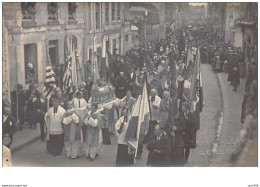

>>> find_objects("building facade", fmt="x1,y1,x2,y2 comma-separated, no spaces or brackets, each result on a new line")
3,2,169,101
3,2,127,93
224,3,246,47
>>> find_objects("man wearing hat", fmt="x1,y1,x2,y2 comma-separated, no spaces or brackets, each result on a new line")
3,106,16,148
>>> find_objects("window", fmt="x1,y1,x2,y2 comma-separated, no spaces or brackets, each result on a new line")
125,34,128,42
117,3,121,21
21,3,36,20
68,3,77,20
49,40,59,66
21,3,37,27
48,3,58,21
95,3,101,30
24,44,38,84
112,2,116,22
88,3,92,30
105,3,109,25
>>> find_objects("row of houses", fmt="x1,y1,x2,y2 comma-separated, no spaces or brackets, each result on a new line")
207,2,258,77
3,2,170,101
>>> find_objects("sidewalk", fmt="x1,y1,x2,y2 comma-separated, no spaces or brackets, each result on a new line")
11,124,42,153
211,72,246,166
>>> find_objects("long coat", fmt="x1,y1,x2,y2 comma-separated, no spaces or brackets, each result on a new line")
147,133,170,166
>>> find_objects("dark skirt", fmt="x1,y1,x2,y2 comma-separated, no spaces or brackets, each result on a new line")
116,144,134,166
46,134,64,156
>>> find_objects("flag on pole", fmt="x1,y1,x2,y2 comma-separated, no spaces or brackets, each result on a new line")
189,47,203,113
124,81,150,156
62,57,73,96
43,40,56,99
182,48,194,101
43,65,56,99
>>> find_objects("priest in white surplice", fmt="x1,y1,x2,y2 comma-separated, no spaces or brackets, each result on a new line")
63,101,83,159
45,98,66,156
83,103,103,161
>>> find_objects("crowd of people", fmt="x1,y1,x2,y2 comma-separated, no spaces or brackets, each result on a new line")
3,22,256,167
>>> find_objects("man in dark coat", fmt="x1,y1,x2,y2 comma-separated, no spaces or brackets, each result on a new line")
146,125,171,166
181,102,199,163
34,90,47,141
11,84,26,130
232,66,240,91
3,106,17,148
115,72,128,99
126,68,136,93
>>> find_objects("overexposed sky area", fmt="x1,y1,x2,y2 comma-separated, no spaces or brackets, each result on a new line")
189,3,207,6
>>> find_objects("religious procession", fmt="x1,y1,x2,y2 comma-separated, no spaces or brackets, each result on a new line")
2,2,257,167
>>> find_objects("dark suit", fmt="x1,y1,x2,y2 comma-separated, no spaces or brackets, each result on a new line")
126,72,136,92
34,98,47,140
147,133,170,166
11,90,26,127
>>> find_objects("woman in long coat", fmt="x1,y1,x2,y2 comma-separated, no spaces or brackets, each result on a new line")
232,66,240,91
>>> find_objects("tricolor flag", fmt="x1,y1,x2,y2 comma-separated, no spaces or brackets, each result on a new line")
62,57,73,96
124,80,150,156
189,47,203,113
43,40,56,99
182,48,194,101
43,65,56,99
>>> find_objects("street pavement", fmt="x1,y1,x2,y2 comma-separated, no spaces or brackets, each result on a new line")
10,64,245,167
186,64,223,167
211,71,246,166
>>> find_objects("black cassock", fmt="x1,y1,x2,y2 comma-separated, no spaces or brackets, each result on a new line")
116,144,134,166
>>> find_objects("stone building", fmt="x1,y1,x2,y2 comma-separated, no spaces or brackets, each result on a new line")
3,3,86,92
2,2,128,94
224,3,246,47
236,2,258,76
2,2,169,102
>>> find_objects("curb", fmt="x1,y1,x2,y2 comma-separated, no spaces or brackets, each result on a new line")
209,73,230,166
11,136,41,154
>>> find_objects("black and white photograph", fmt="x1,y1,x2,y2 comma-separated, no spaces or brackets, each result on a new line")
1,1,259,186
